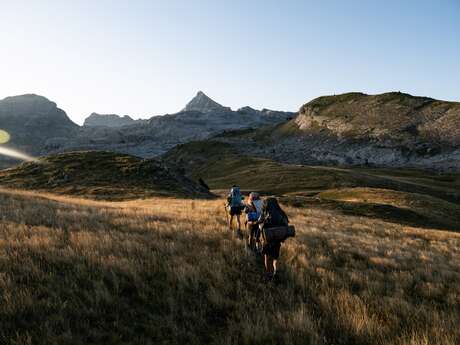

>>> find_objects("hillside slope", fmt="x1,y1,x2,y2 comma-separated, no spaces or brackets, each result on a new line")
260,92,460,170
0,189,459,344
163,140,460,230
0,151,212,200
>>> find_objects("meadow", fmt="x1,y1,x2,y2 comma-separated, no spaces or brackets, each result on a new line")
0,188,459,345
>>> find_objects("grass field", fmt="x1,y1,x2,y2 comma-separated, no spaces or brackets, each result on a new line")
0,188,459,345
164,143,460,232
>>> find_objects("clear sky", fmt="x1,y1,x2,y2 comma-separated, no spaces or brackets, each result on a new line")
0,0,459,125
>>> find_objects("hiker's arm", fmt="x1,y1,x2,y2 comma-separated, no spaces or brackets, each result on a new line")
257,211,266,224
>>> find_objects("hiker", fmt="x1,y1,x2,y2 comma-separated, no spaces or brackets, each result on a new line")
226,185,244,234
260,197,289,281
244,192,263,251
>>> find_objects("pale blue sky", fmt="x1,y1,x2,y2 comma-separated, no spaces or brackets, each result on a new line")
0,0,459,124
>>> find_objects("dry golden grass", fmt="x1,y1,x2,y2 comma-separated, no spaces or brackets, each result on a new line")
0,188,459,345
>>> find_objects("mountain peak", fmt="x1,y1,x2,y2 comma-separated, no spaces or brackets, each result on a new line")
1,94,55,107
182,91,231,113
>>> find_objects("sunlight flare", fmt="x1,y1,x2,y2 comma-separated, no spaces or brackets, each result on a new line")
0,130,11,144
0,146,37,162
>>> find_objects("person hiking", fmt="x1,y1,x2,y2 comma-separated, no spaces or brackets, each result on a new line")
226,185,244,235
244,192,263,252
260,197,289,281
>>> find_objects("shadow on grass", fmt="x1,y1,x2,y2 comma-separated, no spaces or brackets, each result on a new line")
282,197,459,232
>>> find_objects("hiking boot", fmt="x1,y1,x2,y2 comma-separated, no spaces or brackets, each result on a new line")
263,272,273,282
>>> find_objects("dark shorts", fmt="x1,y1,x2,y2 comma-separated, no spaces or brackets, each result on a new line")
248,223,260,240
229,206,242,216
262,241,281,259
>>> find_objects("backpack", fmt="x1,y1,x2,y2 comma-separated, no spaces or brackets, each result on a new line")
252,199,263,215
263,198,288,228
247,211,258,222
229,187,242,207
262,198,293,242
247,199,263,222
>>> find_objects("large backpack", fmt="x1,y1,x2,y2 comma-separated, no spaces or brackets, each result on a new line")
262,198,294,242
264,198,288,228
229,187,242,207
247,199,263,222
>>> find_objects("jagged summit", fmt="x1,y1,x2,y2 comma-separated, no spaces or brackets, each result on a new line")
181,91,231,113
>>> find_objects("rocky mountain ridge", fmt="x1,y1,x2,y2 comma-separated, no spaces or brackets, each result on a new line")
0,92,295,167
1,91,458,171
83,113,147,127
203,92,460,171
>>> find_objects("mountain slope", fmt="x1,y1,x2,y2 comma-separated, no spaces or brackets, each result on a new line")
0,151,212,200
266,92,460,170
296,92,460,147
162,138,460,230
203,92,460,171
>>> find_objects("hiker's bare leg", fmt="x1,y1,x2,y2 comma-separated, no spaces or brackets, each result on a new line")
265,255,274,275
229,215,233,230
273,259,278,275
247,224,252,247
236,215,241,231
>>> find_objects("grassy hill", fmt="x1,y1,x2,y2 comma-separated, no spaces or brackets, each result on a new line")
295,92,460,146
163,140,460,231
209,92,460,171
0,151,212,200
0,189,459,344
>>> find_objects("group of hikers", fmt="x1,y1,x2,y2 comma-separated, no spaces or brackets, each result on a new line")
226,185,293,281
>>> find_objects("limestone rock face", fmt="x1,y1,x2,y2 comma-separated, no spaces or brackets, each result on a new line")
83,113,143,127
